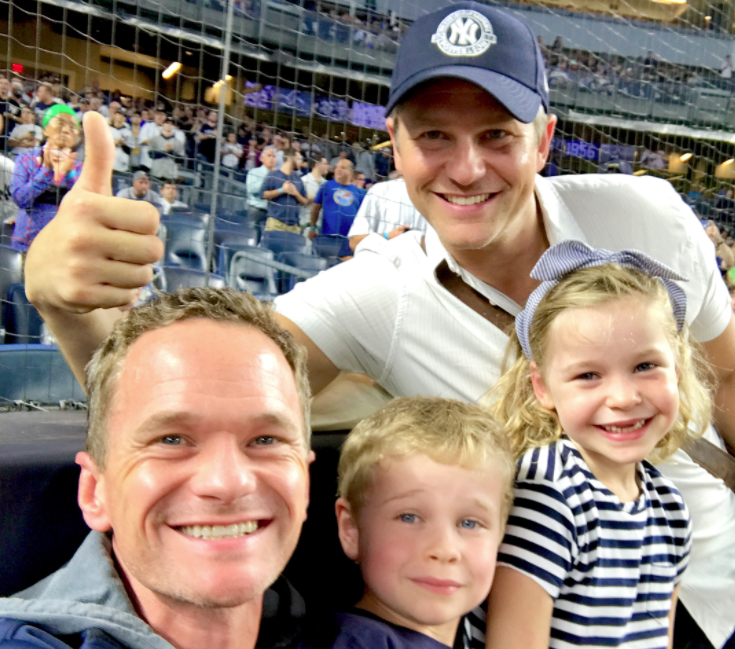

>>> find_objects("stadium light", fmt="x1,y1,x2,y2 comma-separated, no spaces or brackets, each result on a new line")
724,159,735,166
680,152,693,162
162,62,182,80
651,0,686,4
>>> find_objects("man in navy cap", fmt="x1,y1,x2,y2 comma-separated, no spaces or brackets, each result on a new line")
21,5,735,648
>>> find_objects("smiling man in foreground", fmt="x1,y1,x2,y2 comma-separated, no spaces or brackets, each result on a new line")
0,288,312,649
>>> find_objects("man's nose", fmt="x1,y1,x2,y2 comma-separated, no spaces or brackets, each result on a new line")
189,437,257,501
445,138,486,188
605,375,642,409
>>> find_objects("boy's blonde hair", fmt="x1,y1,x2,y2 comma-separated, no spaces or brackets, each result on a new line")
489,264,713,462
338,396,516,530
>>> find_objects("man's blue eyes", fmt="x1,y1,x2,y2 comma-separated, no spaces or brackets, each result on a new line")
157,435,276,446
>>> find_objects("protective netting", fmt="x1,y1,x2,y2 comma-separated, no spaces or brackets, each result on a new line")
0,0,734,404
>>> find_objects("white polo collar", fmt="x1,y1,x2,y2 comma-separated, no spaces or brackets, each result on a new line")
427,175,589,314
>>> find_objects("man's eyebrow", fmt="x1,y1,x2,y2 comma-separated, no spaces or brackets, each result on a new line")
132,410,302,439
249,412,302,437
133,411,199,438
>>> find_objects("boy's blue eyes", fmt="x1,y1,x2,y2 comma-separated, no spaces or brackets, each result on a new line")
398,514,479,529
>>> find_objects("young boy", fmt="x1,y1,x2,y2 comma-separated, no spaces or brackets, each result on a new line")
307,396,515,649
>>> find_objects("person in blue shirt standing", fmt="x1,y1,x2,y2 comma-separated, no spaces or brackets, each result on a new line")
261,147,310,233
307,159,364,243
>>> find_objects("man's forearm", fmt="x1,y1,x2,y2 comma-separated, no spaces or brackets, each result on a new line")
310,204,321,227
263,189,282,200
294,191,310,207
349,234,368,251
35,305,126,390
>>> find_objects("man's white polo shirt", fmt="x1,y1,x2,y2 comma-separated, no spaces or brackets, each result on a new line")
275,173,735,648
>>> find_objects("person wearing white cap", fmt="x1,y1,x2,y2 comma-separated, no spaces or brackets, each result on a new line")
20,5,735,648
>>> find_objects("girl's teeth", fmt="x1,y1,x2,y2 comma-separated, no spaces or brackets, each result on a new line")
601,420,646,433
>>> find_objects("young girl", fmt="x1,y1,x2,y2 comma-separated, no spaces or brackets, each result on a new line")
484,240,713,649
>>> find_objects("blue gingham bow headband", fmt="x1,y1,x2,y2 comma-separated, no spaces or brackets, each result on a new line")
516,240,688,360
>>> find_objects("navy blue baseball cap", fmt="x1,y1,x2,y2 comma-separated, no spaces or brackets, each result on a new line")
385,2,549,124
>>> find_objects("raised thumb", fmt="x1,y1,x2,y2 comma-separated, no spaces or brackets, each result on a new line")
75,111,115,196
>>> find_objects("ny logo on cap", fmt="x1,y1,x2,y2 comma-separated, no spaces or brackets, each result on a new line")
431,9,497,57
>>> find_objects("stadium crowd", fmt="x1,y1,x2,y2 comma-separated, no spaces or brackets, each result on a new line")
0,72,417,256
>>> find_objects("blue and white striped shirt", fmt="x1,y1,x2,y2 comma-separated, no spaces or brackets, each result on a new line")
496,438,691,649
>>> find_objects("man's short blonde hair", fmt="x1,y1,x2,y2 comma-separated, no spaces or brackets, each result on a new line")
85,288,311,468
338,396,516,530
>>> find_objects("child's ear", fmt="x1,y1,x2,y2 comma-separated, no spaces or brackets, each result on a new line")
530,361,556,411
335,498,360,562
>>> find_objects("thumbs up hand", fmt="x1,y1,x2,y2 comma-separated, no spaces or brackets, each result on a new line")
25,111,164,314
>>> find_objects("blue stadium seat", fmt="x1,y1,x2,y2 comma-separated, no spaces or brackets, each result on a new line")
214,218,259,246
217,239,261,279
228,248,278,299
260,230,307,256
0,243,23,306
0,344,85,402
2,283,43,345
159,266,226,292
312,234,347,260
161,215,208,270
276,252,328,293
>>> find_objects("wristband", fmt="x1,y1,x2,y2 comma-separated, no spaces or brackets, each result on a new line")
384,232,389,240
278,187,284,195
305,226,317,231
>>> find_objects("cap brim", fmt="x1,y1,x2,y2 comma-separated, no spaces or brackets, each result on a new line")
386,65,542,124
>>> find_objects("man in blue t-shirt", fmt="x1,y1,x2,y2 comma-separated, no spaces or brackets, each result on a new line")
308,159,364,239
261,148,310,233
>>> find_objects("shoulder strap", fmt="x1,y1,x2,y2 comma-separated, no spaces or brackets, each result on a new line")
682,437,735,493
435,258,735,492
434,260,515,335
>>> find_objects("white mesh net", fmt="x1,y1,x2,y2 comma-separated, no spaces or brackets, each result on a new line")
0,0,733,404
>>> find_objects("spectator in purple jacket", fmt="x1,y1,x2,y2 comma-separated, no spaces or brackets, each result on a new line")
10,105,82,254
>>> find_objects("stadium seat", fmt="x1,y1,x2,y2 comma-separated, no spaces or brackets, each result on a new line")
0,244,23,317
2,283,44,345
159,266,226,292
276,251,328,293
214,218,259,246
217,239,261,279
229,248,278,298
311,234,347,260
0,344,85,403
0,222,13,246
161,215,209,270
260,230,307,256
